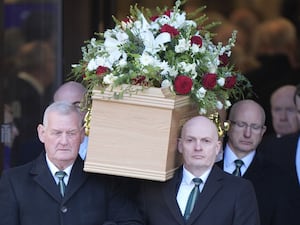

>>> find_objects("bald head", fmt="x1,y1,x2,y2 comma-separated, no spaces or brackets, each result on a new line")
271,85,296,104
54,81,86,103
229,99,266,125
181,116,219,141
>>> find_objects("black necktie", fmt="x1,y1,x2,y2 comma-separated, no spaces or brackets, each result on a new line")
232,159,244,176
184,178,202,220
55,171,67,196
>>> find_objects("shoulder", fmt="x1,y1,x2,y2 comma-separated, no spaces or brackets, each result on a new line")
0,162,34,188
259,132,299,154
210,166,254,190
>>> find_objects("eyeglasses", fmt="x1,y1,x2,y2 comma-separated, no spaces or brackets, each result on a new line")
230,120,265,132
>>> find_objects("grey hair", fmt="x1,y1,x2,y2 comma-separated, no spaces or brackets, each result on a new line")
43,101,83,127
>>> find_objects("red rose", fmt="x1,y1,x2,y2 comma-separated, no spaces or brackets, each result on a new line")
174,75,193,95
191,35,202,47
122,17,131,24
202,73,217,90
132,75,147,85
224,76,237,89
96,66,109,76
219,54,229,67
160,24,179,37
150,15,159,22
164,10,172,17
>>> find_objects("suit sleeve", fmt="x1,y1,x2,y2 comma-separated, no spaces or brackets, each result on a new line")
0,171,19,225
233,179,260,225
106,177,145,225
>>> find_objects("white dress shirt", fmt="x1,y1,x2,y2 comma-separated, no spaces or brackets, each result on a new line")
46,154,73,185
176,166,211,215
223,144,255,176
79,135,88,160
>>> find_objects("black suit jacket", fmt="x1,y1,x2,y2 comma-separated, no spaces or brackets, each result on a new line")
216,151,300,225
259,131,300,186
0,152,144,225
138,165,260,225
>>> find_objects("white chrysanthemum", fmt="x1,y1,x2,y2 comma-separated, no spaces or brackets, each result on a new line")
178,62,197,77
170,12,186,28
216,100,223,110
217,77,225,87
175,38,190,53
140,53,156,66
198,45,206,54
199,108,207,115
156,15,171,26
117,56,127,67
161,79,172,88
206,61,217,73
196,87,207,99
90,38,97,47
191,44,200,54
103,73,117,85
87,56,112,71
225,100,232,108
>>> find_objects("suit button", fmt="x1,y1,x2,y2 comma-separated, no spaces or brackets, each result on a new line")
61,206,68,213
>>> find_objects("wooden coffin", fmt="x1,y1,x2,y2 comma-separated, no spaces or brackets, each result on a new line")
84,86,198,181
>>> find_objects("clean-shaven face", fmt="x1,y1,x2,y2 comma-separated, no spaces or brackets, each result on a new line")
178,116,221,176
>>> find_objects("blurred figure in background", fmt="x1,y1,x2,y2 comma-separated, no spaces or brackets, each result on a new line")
247,17,299,133
270,85,299,137
10,41,55,167
1,103,19,172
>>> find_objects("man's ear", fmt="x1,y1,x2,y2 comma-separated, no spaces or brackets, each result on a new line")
37,124,45,143
80,128,85,143
177,138,183,154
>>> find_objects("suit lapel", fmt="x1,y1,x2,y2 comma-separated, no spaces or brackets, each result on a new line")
243,152,264,180
62,157,87,203
162,167,185,224
188,166,223,224
30,154,88,203
30,153,62,202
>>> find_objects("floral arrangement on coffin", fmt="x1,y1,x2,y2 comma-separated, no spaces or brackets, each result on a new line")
71,0,251,115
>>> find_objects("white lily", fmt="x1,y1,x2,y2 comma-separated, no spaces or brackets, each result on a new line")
141,30,171,55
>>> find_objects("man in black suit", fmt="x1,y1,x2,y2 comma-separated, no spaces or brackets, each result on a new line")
261,83,300,185
138,116,260,225
0,101,144,225
259,84,300,213
10,41,55,167
216,99,299,225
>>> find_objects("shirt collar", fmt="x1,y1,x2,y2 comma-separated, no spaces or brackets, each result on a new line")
46,154,73,180
182,166,211,186
224,144,256,169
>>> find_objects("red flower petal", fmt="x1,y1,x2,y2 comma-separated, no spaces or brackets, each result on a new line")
174,75,193,95
191,35,202,47
160,24,179,37
96,66,109,76
219,54,229,67
202,73,217,90
224,76,237,89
